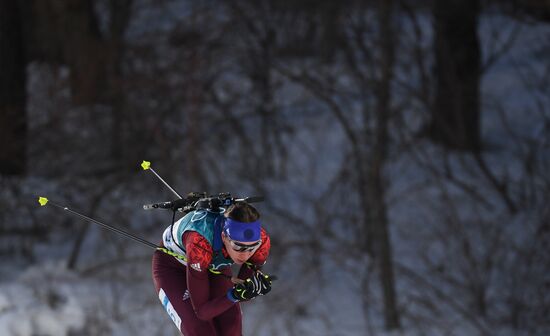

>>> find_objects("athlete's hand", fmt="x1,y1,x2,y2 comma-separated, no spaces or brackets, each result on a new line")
227,271,277,302
253,270,276,296
228,278,260,302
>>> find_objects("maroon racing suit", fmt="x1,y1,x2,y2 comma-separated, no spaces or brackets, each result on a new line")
152,228,270,336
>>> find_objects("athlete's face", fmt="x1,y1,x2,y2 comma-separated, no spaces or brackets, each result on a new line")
222,233,261,265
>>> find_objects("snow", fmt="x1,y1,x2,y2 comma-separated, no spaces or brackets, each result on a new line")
0,262,85,336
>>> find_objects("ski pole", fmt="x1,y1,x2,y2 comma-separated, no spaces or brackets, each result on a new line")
37,197,232,276
37,197,159,250
37,197,275,281
140,160,183,199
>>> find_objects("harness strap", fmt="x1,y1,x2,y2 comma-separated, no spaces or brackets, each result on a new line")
212,216,224,253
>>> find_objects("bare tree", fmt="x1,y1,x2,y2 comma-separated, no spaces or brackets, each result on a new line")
391,7,550,333
275,0,402,330
429,0,482,152
23,0,109,104
0,0,27,176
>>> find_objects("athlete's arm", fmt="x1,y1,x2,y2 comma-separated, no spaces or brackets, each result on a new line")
184,231,235,320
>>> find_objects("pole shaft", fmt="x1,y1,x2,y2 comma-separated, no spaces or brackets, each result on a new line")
149,168,183,199
48,201,159,250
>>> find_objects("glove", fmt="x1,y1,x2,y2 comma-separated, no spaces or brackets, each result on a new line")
253,270,276,296
228,278,260,302
227,271,277,302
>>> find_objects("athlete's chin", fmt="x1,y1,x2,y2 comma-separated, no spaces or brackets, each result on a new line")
233,259,246,265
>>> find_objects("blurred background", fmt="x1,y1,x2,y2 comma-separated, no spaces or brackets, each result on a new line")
1,0,549,335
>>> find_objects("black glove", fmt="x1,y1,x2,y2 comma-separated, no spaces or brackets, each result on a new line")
228,278,260,302
227,271,277,302
253,270,276,296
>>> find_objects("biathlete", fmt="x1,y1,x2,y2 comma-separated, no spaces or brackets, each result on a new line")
152,201,274,335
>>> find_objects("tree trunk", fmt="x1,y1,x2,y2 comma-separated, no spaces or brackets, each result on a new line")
25,0,108,105
0,0,27,176
62,0,107,105
372,0,400,329
107,0,133,169
183,49,207,189
430,0,481,152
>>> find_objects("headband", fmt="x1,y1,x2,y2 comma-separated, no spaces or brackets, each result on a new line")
223,218,261,242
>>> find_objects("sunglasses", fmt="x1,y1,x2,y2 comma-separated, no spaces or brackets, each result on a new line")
227,238,262,252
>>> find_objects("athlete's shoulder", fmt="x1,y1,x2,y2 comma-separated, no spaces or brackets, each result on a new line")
184,231,213,272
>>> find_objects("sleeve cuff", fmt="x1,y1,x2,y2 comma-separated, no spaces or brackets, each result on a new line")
227,289,239,303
